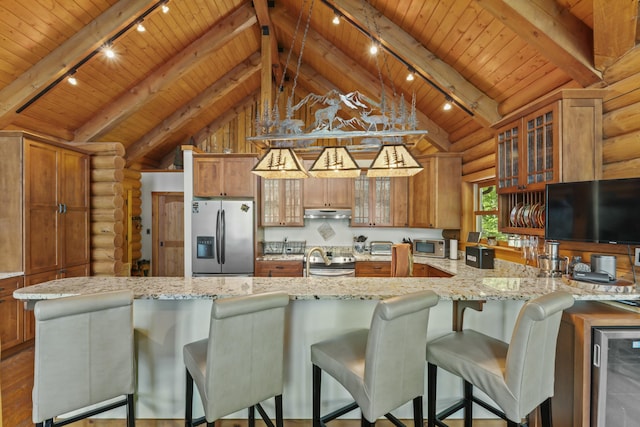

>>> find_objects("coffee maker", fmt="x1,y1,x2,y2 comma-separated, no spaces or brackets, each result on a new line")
537,241,568,277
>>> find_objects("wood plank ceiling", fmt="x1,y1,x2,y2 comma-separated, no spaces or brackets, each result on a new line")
0,0,637,168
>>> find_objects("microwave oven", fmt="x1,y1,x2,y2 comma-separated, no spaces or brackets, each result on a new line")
413,239,449,258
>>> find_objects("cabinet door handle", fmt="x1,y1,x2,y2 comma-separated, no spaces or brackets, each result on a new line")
275,266,284,269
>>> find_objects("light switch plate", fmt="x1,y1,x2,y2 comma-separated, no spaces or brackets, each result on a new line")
635,248,640,267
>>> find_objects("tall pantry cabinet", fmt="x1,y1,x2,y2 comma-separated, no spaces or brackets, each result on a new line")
0,131,90,346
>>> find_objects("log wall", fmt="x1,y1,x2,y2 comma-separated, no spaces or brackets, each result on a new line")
68,142,142,277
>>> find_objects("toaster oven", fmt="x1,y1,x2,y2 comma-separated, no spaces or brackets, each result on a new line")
369,241,393,255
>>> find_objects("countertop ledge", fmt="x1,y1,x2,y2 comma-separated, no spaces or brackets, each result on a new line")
13,257,640,302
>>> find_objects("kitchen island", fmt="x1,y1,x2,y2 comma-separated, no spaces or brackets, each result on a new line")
13,258,640,421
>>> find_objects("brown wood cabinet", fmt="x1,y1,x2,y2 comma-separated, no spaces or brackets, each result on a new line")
0,131,90,351
355,261,391,277
352,176,408,227
302,161,352,208
494,89,604,236
260,179,304,226
0,132,90,276
193,155,257,198
408,154,462,229
412,263,453,277
0,276,23,350
254,260,303,277
552,301,640,427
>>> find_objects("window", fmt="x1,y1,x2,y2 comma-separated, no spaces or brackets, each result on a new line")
474,180,505,241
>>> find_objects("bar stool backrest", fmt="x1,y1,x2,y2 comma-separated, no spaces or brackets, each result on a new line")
32,290,135,423
205,292,290,421
364,290,440,419
504,291,575,418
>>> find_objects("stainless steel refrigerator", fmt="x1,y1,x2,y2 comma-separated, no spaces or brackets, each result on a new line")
191,199,255,276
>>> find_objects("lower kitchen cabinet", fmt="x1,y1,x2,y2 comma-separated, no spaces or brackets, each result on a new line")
409,263,454,277
0,276,24,351
355,261,391,277
254,260,303,277
551,301,640,427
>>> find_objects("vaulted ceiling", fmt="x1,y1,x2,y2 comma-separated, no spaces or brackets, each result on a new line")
0,0,637,168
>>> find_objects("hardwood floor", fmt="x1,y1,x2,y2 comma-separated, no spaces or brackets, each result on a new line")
1,345,504,427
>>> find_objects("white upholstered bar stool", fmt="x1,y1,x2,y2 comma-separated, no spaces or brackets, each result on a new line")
311,290,440,427
426,291,574,427
183,291,290,427
32,290,136,427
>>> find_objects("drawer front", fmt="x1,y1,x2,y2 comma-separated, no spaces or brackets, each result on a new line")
355,261,391,277
255,261,303,277
0,276,22,296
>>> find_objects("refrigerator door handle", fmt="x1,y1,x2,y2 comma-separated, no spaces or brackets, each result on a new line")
221,209,226,264
216,209,221,264
593,343,601,367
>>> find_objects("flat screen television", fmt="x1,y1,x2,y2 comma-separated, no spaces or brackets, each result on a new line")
545,178,640,245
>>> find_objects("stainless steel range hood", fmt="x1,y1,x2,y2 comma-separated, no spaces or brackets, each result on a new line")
303,208,352,219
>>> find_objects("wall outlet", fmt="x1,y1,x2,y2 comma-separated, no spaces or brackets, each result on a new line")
635,248,640,267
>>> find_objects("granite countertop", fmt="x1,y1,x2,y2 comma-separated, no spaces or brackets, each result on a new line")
13,256,640,302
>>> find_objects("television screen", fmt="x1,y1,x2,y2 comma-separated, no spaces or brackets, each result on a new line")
545,178,640,245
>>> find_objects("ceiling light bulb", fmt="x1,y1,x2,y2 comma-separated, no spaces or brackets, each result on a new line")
332,14,340,25
406,72,414,81
137,22,146,32
162,4,169,13
67,76,77,85
443,101,452,111
369,44,378,55
104,46,115,59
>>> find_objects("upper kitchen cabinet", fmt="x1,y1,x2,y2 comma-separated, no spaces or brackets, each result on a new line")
302,161,352,208
352,176,408,227
0,132,90,276
260,178,304,226
193,154,258,198
409,154,462,229
494,89,604,235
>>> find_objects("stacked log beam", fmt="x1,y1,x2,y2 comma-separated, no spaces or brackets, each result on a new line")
68,142,127,276
123,167,143,264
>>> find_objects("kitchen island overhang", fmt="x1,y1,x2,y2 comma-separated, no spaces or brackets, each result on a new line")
13,270,640,420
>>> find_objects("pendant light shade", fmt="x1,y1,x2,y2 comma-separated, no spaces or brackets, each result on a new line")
252,148,308,179
367,144,424,177
308,147,361,178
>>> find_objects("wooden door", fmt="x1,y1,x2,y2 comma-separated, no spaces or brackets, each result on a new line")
59,148,90,269
222,157,257,197
326,178,352,208
0,276,24,350
193,157,223,197
152,192,184,277
24,140,59,275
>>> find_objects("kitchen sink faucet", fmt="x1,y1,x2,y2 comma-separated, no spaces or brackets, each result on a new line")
305,247,331,277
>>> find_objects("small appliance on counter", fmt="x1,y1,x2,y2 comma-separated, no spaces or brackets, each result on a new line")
465,246,495,269
369,241,393,256
412,238,449,258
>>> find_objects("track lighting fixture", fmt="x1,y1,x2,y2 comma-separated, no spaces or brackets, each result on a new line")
137,21,146,32
443,96,453,111
332,13,340,25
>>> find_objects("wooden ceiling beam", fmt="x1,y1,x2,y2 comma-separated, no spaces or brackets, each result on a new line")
273,9,451,152
253,0,283,87
0,0,157,128
125,53,261,166
74,3,257,141
593,0,637,71
476,0,602,86
329,0,500,127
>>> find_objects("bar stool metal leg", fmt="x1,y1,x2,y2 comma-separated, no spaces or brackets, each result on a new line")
463,381,472,427
313,364,322,427
185,369,194,427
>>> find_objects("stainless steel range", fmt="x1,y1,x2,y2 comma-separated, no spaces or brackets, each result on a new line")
303,247,356,277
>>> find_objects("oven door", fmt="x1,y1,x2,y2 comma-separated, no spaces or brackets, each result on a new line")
307,268,356,277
